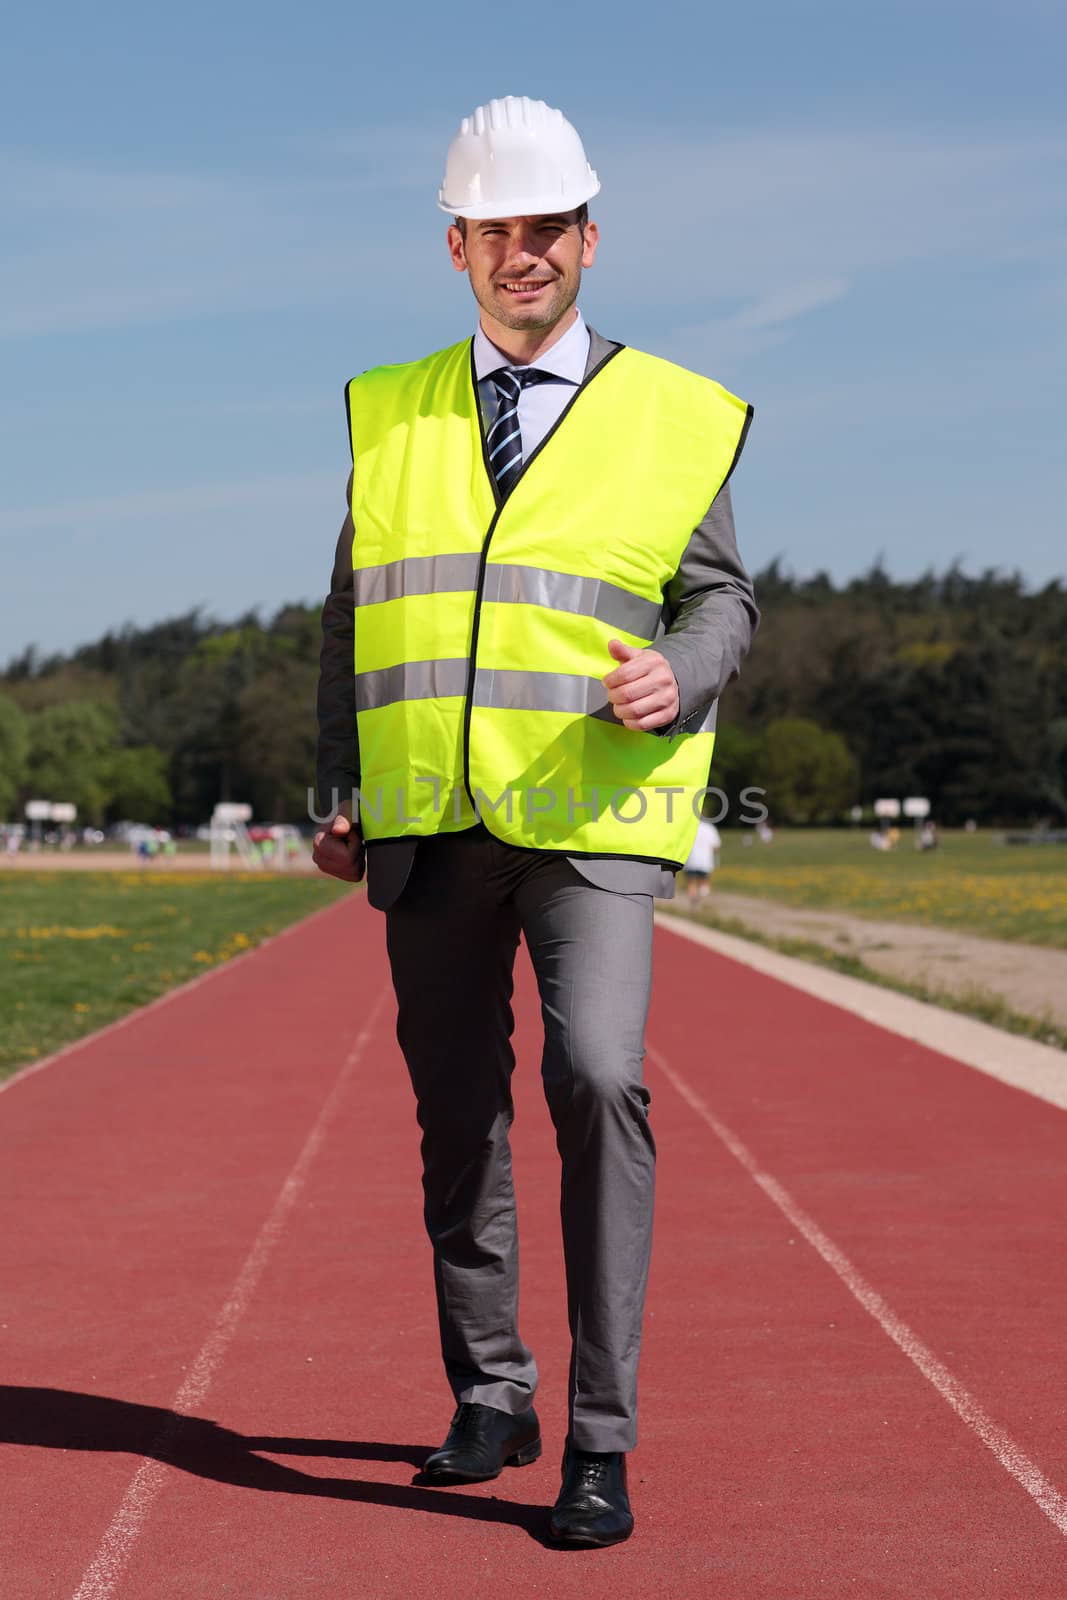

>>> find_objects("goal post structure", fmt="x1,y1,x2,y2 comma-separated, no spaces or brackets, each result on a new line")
209,807,313,871
209,803,261,871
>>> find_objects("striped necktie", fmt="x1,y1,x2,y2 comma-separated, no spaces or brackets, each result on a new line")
486,367,554,497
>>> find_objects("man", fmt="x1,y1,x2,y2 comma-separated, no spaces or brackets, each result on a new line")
313,96,757,1548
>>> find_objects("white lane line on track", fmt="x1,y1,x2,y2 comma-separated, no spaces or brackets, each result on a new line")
648,1040,1067,1539
69,994,389,1600
0,889,358,1100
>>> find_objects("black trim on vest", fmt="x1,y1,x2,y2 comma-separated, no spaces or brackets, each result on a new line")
721,402,754,491
461,337,627,817
344,380,355,466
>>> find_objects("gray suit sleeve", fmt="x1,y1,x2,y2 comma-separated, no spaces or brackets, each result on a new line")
315,473,359,817
652,480,760,737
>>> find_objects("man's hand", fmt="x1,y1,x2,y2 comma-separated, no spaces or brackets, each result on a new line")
602,639,680,731
312,808,365,883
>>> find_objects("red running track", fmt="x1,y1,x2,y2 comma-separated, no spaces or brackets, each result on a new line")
1,890,1064,1599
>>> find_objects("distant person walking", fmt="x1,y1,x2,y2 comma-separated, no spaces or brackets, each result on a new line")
684,816,721,904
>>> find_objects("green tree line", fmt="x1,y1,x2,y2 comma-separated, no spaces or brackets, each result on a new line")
1,566,1065,827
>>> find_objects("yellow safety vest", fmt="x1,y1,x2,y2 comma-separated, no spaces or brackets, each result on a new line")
346,337,751,866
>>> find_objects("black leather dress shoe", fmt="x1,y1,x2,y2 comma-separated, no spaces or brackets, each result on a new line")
548,1443,634,1547
421,1402,541,1483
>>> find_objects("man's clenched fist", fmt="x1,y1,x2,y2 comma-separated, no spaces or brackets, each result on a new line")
312,810,366,883
602,638,680,732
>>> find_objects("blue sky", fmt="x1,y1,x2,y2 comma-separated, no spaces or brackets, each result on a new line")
2,0,1064,663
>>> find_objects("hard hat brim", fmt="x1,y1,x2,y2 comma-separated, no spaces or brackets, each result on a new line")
437,178,600,221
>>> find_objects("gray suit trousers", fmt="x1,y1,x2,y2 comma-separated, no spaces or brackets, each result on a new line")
383,823,656,1453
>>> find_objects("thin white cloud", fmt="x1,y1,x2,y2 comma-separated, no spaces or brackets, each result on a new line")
0,472,338,540
585,129,1066,365
720,279,852,334
593,130,1067,289
0,470,346,661
2,127,1063,341
663,278,852,368
279,126,441,181
0,151,430,339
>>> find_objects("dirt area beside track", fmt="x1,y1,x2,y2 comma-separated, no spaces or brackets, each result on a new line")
674,890,1067,1032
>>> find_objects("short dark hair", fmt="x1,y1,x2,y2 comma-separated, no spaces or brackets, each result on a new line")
454,203,588,240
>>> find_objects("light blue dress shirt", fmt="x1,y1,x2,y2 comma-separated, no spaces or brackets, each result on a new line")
473,310,590,463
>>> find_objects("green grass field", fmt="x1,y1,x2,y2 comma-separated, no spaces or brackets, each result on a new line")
0,870,353,1082
711,828,1067,947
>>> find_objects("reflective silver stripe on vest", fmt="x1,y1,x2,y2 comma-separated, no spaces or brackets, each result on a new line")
356,661,613,718
472,667,616,721
481,563,661,639
355,658,469,711
353,553,661,640
356,661,714,733
353,553,482,607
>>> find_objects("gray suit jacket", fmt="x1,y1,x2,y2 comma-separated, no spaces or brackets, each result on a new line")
316,327,758,910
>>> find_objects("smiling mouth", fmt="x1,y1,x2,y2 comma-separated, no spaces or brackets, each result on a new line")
499,280,554,294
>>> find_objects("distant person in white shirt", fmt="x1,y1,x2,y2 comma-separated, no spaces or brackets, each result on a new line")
684,818,721,904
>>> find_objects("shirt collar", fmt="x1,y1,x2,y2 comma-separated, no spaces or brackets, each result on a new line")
473,309,589,384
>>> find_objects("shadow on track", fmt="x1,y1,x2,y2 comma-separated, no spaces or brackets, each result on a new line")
0,1386,556,1542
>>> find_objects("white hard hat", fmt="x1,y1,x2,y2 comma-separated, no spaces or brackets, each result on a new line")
438,96,600,220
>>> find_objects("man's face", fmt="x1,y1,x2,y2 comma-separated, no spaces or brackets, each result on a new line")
447,210,599,333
